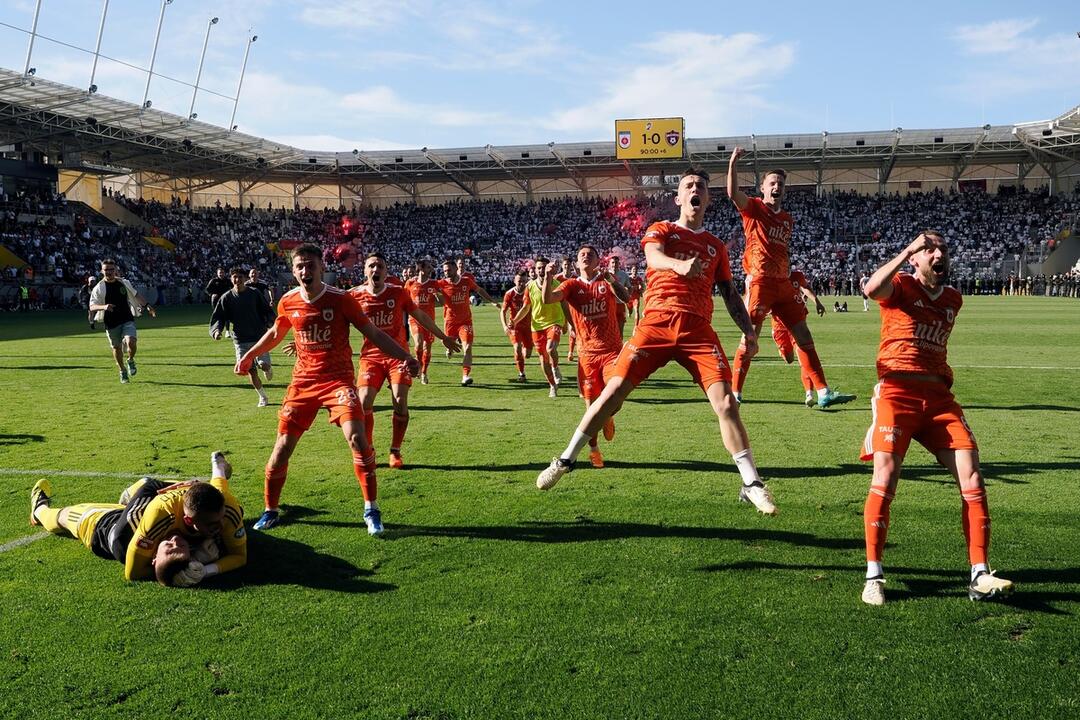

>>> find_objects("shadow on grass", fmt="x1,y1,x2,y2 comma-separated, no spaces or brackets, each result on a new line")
208,510,395,594
401,458,735,473
408,405,511,412
0,433,46,445
966,404,1080,413
309,519,864,551
697,561,1080,614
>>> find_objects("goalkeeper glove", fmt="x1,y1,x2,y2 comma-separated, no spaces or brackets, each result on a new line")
192,537,221,564
172,560,206,587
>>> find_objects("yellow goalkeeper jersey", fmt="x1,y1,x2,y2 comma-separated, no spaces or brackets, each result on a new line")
125,476,246,581
526,278,565,331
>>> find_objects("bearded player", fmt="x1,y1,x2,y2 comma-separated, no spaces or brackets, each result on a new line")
727,147,854,409
536,169,777,516
859,231,1012,606
541,245,629,468
501,269,534,382
352,253,460,469
405,258,443,384
438,257,500,386
236,244,419,535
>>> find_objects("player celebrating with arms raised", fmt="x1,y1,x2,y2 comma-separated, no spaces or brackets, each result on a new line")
727,148,854,409
352,253,460,469
236,244,418,535
540,245,629,468
858,231,1013,606
438,257,500,386
536,169,778,515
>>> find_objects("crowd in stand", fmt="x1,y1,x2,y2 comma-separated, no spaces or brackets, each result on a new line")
2,183,1079,310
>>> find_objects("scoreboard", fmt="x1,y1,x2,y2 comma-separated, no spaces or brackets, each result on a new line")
615,117,685,160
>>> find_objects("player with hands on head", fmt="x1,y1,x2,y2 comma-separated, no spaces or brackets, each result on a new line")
858,231,1013,606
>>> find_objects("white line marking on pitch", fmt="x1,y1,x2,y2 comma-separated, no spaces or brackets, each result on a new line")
0,468,190,479
819,364,1080,371
0,532,49,553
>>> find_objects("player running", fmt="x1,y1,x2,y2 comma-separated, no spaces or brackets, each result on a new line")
554,258,578,363
513,257,568,398
536,168,778,516
236,244,419,535
731,269,827,407
404,259,443,384
501,269,534,382
351,253,460,469
437,257,500,386
540,245,629,468
859,231,1013,606
727,147,854,409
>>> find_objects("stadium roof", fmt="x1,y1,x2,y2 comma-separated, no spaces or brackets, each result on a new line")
2,65,1078,193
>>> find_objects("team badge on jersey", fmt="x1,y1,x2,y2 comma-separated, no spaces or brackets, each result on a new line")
322,308,334,321
706,244,717,257
387,299,395,309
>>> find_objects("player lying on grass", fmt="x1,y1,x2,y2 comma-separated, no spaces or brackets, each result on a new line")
29,452,245,587
536,168,778,516
859,231,1013,606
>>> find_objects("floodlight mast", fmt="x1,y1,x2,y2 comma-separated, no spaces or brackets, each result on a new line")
229,32,257,132
88,0,110,92
142,0,173,110
189,17,219,119
23,0,43,77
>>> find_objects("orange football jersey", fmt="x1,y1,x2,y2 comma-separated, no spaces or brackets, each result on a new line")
740,196,793,279
349,284,416,357
437,276,479,324
556,275,624,356
276,285,369,382
876,272,961,386
640,221,732,321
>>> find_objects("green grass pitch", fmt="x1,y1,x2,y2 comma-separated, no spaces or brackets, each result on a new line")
1,297,1078,719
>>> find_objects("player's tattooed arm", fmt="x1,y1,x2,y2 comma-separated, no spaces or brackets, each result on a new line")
718,280,754,337
605,272,631,303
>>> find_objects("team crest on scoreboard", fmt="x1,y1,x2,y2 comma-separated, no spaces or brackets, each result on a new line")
666,129,680,146
618,131,631,149
322,308,334,321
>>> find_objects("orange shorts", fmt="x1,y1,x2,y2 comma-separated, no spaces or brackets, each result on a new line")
531,324,562,351
578,350,620,401
278,377,364,436
408,318,434,346
748,276,807,328
612,311,731,390
357,354,413,389
444,319,474,346
510,322,533,349
860,377,977,461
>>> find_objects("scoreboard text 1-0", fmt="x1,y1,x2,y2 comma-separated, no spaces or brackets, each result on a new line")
615,118,685,160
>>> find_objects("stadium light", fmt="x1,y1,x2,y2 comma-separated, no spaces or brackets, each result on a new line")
89,0,110,95
229,33,258,132
142,0,173,110
88,84,98,94
23,0,42,77
189,17,220,119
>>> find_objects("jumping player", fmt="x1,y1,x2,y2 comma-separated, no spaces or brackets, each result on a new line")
404,258,443,384
501,269,534,382
731,269,827,407
727,147,854,409
236,244,419,535
541,245,629,468
351,253,460,469
536,168,778,516
437,257,500,386
859,231,1013,606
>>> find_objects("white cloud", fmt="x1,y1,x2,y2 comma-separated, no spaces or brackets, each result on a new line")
544,32,795,138
269,133,406,152
297,0,426,30
341,85,513,127
953,18,1039,55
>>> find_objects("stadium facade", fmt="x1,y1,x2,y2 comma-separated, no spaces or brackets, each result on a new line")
2,66,1079,211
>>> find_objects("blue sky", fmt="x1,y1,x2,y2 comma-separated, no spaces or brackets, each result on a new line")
1,0,1078,151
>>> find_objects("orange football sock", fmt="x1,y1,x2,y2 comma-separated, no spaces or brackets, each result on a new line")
799,343,828,390
264,463,288,510
961,488,991,565
796,348,813,391
462,365,471,377
353,449,377,502
732,345,751,394
515,350,525,374
863,487,894,562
